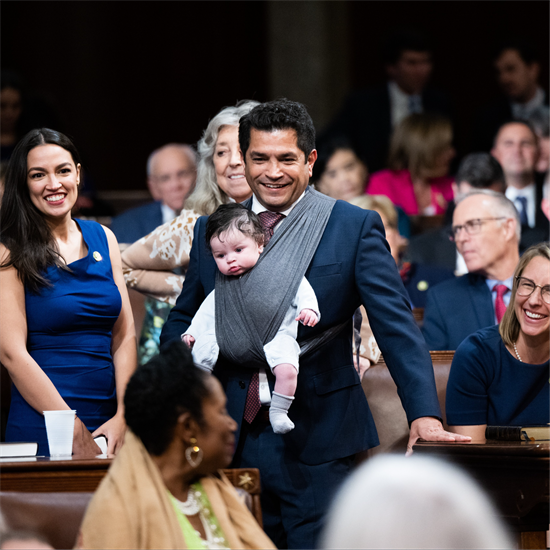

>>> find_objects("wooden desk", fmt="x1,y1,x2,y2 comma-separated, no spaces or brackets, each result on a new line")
0,455,112,492
414,440,549,549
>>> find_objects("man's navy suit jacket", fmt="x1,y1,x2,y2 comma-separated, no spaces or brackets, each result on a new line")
161,197,441,465
110,201,163,244
422,273,495,351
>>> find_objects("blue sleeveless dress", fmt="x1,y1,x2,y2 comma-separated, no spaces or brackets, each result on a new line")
5,220,122,455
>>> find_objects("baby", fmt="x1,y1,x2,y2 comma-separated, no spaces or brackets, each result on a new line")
182,204,319,434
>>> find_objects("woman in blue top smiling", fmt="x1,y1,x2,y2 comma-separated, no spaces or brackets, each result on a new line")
446,242,550,441
0,128,136,456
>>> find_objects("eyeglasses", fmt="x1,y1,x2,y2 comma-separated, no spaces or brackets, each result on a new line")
449,217,506,241
515,276,550,304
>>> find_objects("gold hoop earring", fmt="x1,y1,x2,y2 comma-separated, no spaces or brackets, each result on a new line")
185,437,203,468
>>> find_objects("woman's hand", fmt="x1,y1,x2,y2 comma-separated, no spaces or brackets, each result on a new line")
73,417,102,457
93,413,127,455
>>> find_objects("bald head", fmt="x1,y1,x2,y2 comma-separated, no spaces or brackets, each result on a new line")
147,144,197,211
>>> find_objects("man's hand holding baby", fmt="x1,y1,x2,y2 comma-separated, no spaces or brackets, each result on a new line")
296,309,319,327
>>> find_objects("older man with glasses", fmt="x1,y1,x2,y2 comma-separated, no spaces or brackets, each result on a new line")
422,190,520,350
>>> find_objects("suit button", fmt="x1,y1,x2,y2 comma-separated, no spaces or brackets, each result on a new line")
239,381,245,389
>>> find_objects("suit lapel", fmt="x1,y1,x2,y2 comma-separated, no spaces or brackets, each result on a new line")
467,273,494,327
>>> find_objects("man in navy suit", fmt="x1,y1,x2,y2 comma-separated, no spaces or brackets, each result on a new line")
110,144,197,244
473,39,548,153
423,190,520,350
161,100,469,549
318,30,451,173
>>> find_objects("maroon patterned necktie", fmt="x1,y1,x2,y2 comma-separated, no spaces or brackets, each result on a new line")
243,211,286,424
493,284,508,323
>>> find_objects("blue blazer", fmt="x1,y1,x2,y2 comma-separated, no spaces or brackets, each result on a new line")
422,273,494,351
161,198,441,465
110,201,163,244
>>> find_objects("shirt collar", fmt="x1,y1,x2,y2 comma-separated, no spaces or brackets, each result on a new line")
486,275,514,293
251,189,307,216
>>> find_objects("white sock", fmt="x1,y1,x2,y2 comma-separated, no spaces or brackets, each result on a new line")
269,392,295,434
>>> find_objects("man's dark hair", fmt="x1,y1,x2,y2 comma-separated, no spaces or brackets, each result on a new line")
205,203,264,252
239,98,316,161
493,119,538,147
492,38,539,65
382,29,432,65
455,153,505,190
124,341,211,456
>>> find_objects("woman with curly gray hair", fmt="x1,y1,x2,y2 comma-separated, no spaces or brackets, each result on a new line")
121,100,258,306
121,100,258,363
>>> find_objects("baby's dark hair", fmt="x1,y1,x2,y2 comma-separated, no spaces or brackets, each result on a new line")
205,203,265,251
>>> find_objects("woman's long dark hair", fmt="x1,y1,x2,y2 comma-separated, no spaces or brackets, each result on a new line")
0,128,81,293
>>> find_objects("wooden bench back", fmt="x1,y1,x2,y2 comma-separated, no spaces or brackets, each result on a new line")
361,351,454,458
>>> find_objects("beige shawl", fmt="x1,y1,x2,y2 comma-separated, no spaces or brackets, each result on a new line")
78,431,275,549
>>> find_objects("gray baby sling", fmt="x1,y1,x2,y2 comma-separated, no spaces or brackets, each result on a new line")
215,187,339,368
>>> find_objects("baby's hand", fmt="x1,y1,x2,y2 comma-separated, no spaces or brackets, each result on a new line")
182,334,195,349
297,309,318,327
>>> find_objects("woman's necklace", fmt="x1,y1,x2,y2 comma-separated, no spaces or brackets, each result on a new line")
513,342,522,362
174,487,201,516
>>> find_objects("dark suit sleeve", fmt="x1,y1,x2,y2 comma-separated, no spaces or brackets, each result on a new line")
356,210,441,423
422,286,449,350
160,218,207,347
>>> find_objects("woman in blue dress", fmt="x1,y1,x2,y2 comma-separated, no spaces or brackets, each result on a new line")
0,128,136,456
446,242,550,441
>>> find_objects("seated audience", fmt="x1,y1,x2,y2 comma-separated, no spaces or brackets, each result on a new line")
474,38,548,152
319,29,451,173
447,243,550,441
408,152,506,273
423,190,520,350
110,143,198,245
79,341,275,549
367,113,455,216
491,120,549,251
350,195,454,308
321,454,511,549
312,139,368,202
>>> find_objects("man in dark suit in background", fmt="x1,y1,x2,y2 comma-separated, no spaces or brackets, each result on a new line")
110,143,197,244
473,39,548,153
161,99,469,549
491,121,549,251
423,190,520,350
318,30,452,173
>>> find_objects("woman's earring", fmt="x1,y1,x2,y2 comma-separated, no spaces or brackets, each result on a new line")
185,437,203,468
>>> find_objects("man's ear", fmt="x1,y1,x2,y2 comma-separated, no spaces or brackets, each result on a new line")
503,217,518,241
307,149,318,177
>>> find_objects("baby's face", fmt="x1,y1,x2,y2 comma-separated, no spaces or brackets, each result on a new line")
211,228,264,277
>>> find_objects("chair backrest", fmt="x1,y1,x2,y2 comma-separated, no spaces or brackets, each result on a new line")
0,468,263,548
0,491,92,549
361,351,454,458
222,467,263,528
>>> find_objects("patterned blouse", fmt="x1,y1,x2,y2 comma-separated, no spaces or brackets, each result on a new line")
122,208,201,305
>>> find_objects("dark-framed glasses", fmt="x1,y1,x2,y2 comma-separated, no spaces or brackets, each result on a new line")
449,217,506,241
515,276,550,304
